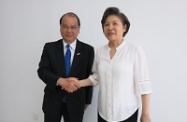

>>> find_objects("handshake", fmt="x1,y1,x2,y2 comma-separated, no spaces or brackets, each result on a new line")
57,77,81,93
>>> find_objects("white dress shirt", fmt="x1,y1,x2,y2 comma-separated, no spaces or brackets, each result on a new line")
89,41,152,122
63,39,77,65
57,40,77,85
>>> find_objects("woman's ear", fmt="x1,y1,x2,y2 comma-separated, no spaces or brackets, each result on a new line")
123,24,127,32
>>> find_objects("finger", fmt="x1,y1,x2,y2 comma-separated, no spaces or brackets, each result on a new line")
65,87,73,93
70,77,78,82
73,81,80,88
64,88,71,92
66,78,73,82
71,85,78,92
69,82,77,90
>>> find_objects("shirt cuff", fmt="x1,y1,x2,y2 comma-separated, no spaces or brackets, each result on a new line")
137,80,152,95
89,75,98,86
56,78,61,86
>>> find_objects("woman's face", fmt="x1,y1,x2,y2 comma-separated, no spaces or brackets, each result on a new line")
103,15,126,42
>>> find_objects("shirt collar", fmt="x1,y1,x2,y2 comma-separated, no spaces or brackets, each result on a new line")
106,40,126,51
116,40,126,51
63,39,77,50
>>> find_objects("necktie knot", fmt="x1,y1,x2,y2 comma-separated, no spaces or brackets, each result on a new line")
66,44,70,49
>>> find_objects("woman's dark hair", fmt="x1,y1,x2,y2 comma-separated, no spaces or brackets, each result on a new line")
101,7,130,37
60,12,81,26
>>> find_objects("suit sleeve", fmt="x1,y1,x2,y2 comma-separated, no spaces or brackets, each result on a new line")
37,43,60,91
85,47,94,104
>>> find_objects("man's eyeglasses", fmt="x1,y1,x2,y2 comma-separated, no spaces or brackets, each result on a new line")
61,25,79,30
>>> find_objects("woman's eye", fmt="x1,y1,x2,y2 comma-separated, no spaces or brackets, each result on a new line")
104,24,109,26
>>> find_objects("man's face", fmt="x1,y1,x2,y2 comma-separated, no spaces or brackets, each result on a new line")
60,15,80,44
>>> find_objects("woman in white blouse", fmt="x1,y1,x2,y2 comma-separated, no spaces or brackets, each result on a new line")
67,7,152,122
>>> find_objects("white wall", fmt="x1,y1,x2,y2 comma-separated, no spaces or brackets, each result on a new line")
1,0,187,122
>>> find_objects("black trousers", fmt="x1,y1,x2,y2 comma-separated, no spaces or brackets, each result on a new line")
98,109,138,122
44,102,82,122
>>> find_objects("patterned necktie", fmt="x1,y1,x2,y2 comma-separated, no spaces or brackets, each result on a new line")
65,45,71,76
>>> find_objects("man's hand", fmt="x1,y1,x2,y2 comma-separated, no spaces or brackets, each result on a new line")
57,77,80,92
65,77,80,92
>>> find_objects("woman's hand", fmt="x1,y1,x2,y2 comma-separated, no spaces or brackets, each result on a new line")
140,114,151,122
64,77,80,93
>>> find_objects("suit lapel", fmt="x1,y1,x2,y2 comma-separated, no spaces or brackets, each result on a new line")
55,40,66,76
70,40,83,75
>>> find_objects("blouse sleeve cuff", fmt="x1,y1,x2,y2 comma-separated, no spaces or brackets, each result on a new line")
89,75,99,86
137,80,152,95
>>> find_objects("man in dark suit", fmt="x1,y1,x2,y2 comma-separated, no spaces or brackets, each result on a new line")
37,12,94,122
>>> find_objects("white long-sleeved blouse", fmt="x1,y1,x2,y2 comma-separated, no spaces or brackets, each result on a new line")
89,41,152,122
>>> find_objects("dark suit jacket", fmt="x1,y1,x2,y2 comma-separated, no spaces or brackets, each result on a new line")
37,39,94,121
